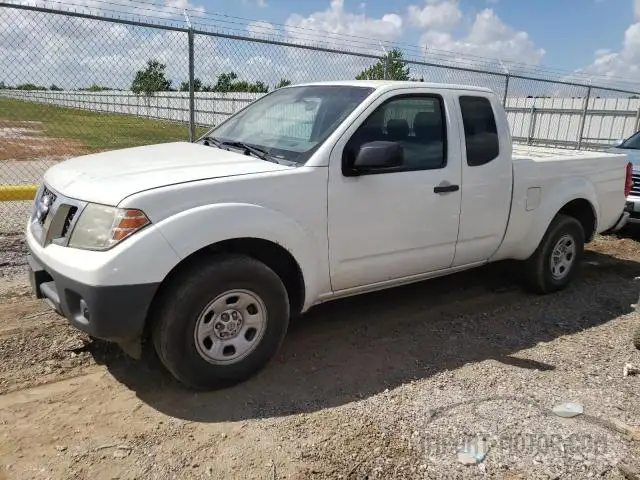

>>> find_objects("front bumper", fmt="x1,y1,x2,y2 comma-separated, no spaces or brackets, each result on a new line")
28,250,159,341
625,196,640,223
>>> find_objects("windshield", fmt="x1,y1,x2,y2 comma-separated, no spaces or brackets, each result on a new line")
621,131,640,150
201,85,375,165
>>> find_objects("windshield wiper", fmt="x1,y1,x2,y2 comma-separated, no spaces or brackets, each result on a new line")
223,141,271,160
201,135,223,148
202,136,268,159
202,136,297,166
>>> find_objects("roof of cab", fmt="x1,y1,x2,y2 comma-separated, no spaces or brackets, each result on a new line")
291,79,494,93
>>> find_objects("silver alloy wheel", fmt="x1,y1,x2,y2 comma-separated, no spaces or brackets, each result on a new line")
194,289,268,365
549,234,576,280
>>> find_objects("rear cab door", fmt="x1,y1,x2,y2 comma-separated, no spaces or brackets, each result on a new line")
452,91,514,266
326,86,464,292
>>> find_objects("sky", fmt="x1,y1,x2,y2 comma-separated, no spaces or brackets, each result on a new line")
2,0,640,91
236,0,640,87
227,0,637,73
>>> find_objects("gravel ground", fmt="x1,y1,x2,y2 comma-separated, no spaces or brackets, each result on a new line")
0,229,639,479
0,233,29,278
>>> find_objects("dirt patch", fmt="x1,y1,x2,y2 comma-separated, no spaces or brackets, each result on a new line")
0,233,639,479
0,233,28,278
0,120,88,161
590,224,640,261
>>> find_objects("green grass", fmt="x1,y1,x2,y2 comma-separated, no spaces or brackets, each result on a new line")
0,97,208,152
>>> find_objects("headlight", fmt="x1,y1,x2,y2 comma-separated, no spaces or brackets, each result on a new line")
68,204,150,251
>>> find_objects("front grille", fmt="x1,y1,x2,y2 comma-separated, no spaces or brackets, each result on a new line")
35,186,57,226
631,174,640,197
30,185,86,247
41,186,56,200
60,206,78,238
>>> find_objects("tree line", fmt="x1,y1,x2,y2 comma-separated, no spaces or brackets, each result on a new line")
0,81,115,92
7,49,633,97
128,52,414,97
131,60,291,96
131,53,414,97
0,50,412,95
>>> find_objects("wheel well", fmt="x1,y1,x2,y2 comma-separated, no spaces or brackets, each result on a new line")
211,238,305,314
149,238,306,325
558,199,596,242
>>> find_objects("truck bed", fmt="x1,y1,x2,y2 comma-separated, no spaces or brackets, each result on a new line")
512,144,621,161
493,145,630,262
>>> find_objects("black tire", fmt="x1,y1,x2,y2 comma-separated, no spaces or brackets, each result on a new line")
152,254,290,390
523,214,585,294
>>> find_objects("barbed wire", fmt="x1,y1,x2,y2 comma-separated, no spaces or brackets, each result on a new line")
1,0,640,93
8,0,637,90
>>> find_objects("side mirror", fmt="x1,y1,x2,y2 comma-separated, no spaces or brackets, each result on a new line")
352,141,403,173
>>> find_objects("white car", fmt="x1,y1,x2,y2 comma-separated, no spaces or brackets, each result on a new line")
606,131,640,224
26,80,632,389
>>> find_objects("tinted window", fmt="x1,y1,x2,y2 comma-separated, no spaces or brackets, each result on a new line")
345,96,446,173
459,96,499,166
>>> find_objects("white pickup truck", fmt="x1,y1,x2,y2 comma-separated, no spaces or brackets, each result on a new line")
26,80,632,389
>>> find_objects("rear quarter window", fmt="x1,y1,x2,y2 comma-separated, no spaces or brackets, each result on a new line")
459,96,499,167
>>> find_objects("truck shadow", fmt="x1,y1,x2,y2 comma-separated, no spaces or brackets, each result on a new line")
90,250,640,422
616,222,640,241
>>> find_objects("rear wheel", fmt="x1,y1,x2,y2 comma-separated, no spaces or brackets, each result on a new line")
524,214,585,294
152,254,290,390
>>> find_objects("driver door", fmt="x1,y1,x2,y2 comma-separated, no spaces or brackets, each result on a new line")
327,90,462,292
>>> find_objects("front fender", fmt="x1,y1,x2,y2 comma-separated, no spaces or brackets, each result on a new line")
154,203,325,310
499,177,599,261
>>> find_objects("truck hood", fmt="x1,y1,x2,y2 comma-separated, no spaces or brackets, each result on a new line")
44,141,290,205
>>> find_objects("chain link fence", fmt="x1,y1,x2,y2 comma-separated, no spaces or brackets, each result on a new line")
1,2,640,234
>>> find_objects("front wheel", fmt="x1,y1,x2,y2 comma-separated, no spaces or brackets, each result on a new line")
523,214,585,294
152,254,290,390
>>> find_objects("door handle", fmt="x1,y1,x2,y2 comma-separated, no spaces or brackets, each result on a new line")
434,184,460,194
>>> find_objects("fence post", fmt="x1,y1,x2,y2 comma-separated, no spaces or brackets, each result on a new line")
502,74,509,107
527,106,537,145
577,86,591,150
188,27,196,143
